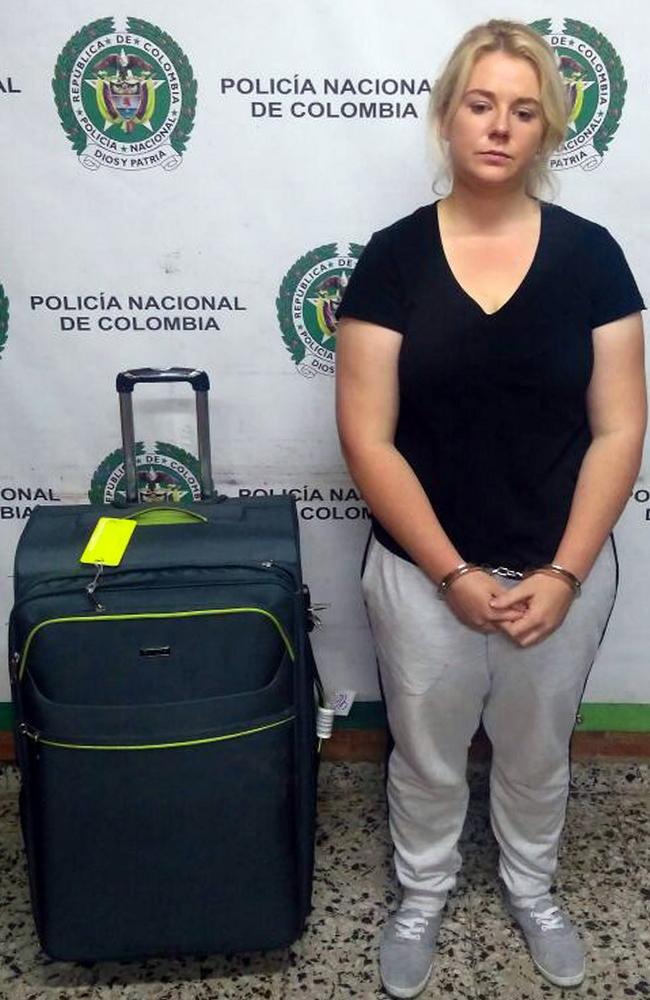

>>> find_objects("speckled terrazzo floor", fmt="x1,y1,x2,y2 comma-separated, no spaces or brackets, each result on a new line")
0,759,648,1000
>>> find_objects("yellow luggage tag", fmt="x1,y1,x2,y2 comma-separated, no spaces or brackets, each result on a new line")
80,517,137,567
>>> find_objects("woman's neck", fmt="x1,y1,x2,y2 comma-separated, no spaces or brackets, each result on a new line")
441,180,538,232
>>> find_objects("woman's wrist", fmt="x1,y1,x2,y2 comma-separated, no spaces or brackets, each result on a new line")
437,563,485,598
526,563,582,596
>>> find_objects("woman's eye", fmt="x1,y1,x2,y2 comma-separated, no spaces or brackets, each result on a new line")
470,103,490,114
516,108,536,121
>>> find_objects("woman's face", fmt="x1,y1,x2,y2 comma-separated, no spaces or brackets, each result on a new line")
442,50,545,191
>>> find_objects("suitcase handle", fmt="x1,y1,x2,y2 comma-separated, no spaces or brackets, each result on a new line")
116,367,214,504
116,367,210,393
123,507,209,525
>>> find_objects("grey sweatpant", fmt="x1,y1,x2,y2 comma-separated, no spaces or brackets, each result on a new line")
361,537,617,912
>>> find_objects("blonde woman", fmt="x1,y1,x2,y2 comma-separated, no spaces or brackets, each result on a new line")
336,19,645,999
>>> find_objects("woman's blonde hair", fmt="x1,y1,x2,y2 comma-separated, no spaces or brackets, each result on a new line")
428,19,570,195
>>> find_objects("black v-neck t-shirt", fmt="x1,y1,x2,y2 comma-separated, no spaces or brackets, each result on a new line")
337,202,645,570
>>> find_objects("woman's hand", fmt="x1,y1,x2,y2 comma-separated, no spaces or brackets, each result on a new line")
445,571,527,633
489,573,576,647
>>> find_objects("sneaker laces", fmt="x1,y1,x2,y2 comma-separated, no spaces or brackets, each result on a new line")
394,913,430,941
531,906,565,932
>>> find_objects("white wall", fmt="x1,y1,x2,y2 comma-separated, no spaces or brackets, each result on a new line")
1,1,648,708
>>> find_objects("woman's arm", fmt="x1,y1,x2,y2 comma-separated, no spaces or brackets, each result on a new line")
553,312,646,577
336,317,525,631
336,318,459,583
493,312,646,647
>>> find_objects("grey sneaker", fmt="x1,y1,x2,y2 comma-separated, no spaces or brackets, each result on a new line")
506,895,585,987
379,907,442,998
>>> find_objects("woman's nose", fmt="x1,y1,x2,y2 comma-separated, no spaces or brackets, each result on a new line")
489,108,510,138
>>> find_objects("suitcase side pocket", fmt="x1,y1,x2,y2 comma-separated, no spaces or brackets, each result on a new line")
18,682,300,959
20,605,293,705
30,716,299,959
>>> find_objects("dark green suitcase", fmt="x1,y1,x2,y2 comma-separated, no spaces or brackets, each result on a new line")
9,368,319,961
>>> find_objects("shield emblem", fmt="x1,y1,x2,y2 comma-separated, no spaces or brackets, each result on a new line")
103,80,149,127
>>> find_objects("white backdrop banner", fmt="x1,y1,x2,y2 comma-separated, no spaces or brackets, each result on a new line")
1,1,649,723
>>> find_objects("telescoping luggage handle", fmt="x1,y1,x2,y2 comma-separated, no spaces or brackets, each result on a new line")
116,367,214,503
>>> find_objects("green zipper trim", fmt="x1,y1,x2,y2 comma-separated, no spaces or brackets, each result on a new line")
19,606,295,681
122,508,209,525
27,714,295,751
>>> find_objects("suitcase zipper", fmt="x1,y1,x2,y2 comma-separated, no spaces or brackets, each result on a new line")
85,564,105,613
18,712,295,751
84,560,296,613
18,606,295,682
81,574,288,614
13,561,297,614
